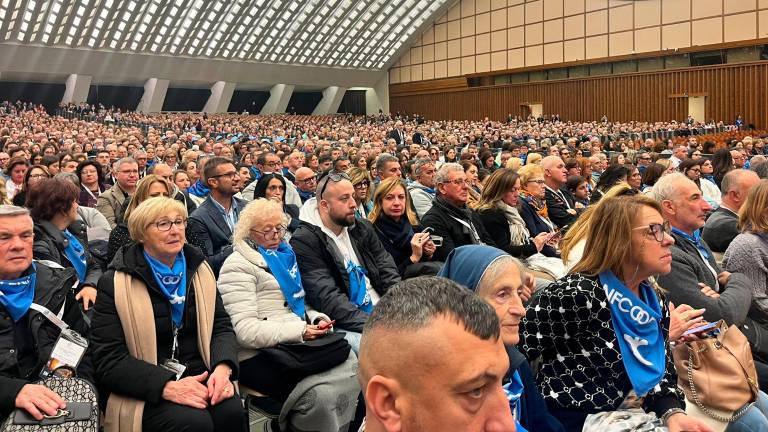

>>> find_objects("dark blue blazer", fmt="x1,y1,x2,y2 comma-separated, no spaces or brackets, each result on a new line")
187,196,246,276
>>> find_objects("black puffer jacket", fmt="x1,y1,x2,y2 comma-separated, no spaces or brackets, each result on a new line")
90,243,238,404
420,195,497,262
33,220,102,290
0,262,89,417
290,218,400,333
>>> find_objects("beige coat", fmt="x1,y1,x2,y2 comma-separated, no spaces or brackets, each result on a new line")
218,240,328,361
96,184,129,229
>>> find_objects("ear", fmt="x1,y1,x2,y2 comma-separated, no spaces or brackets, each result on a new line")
365,375,403,432
660,199,676,215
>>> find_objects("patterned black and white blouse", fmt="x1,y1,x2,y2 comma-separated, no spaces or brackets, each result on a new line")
521,272,684,419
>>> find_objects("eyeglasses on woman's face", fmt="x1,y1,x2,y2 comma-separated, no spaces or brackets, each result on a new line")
631,221,671,243
150,218,187,232
526,179,545,185
354,181,370,189
251,225,287,240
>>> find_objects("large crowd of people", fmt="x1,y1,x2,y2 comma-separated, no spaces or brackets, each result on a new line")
2,98,768,431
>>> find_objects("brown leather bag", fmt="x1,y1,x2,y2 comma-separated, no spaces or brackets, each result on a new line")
672,320,759,422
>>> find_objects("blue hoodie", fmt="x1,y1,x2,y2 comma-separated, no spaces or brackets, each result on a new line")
438,245,565,432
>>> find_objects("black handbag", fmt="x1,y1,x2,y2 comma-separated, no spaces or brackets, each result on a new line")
1,377,99,432
259,331,351,379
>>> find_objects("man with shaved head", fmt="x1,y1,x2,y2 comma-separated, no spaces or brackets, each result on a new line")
294,167,317,203
542,155,582,228
358,277,515,432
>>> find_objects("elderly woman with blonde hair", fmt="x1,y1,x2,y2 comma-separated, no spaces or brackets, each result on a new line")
218,198,359,431
91,197,243,432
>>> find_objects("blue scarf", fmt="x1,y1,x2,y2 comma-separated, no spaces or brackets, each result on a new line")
503,371,527,432
144,251,187,328
187,180,210,198
600,270,665,396
0,265,36,322
347,261,372,313
257,242,306,319
671,227,711,260
297,189,315,203
702,174,716,183
61,230,87,283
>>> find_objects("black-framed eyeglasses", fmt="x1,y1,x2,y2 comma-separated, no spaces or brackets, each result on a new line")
354,181,370,189
211,171,239,180
632,221,671,243
150,219,187,232
318,171,351,199
251,225,287,240
296,176,317,184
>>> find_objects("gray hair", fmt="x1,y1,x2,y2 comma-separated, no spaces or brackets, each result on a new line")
478,255,527,294
375,154,399,173
362,277,500,341
114,157,138,171
54,172,80,187
721,169,757,196
411,158,434,178
752,161,768,180
650,172,690,202
0,205,30,218
435,162,464,184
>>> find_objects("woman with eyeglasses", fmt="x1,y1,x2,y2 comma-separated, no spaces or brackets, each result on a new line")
76,160,106,208
679,158,721,208
27,177,102,311
91,197,244,432
517,164,560,257
348,167,373,219
12,164,51,207
523,194,713,432
107,175,174,264
251,173,300,236
218,198,358,429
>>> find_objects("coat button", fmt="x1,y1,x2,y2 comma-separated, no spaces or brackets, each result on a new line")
9,349,14,354
283,302,288,307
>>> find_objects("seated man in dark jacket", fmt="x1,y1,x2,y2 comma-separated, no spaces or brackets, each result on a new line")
652,173,768,387
291,173,400,353
187,157,245,276
420,163,497,261
702,169,759,252
0,205,92,421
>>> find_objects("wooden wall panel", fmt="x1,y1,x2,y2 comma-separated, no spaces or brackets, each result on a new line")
390,62,768,130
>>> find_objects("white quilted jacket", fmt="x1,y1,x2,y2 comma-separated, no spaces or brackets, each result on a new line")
218,240,328,361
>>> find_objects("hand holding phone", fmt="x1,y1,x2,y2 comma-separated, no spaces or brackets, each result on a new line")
317,319,336,330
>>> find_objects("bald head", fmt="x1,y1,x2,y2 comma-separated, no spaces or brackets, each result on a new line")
721,169,760,210
151,163,173,182
542,155,567,187
294,167,316,193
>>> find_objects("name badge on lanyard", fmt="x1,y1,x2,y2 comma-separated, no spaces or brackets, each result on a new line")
160,326,187,380
41,328,89,378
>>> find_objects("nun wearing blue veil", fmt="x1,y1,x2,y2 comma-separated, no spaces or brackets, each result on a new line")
438,245,564,432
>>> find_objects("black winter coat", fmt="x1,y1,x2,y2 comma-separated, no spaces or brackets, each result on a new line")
420,195,497,262
91,243,238,404
0,263,89,417
290,219,401,333
33,220,102,289
477,207,538,259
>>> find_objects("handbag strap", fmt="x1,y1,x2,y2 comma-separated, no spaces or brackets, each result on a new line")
686,344,754,422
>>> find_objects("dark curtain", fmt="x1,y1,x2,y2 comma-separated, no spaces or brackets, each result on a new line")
337,90,366,115
227,90,270,113
87,85,143,111
286,92,322,115
161,88,211,112
0,82,66,112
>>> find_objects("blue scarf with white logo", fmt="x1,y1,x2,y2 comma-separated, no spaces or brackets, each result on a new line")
503,370,528,432
347,261,372,313
61,230,87,283
257,242,306,319
671,227,711,260
144,251,187,328
0,264,36,322
600,270,665,396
